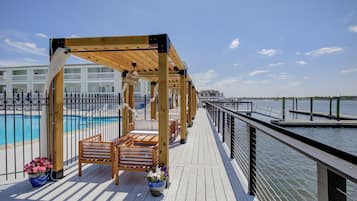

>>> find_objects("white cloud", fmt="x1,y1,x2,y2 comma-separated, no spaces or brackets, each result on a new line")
303,76,310,80
296,60,307,65
305,47,343,56
35,33,48,38
348,25,357,33
340,68,357,74
0,58,41,67
233,63,239,67
268,62,284,67
229,38,240,49
249,70,269,76
278,73,289,80
70,34,80,38
191,69,218,90
4,38,47,56
258,48,279,56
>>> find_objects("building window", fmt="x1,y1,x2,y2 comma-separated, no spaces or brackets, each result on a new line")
88,67,114,73
0,85,5,93
12,84,27,93
0,71,4,76
33,84,44,93
12,70,27,75
64,83,81,93
64,68,81,74
88,83,114,93
33,69,48,75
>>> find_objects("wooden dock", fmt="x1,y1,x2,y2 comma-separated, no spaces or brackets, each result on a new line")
272,119,357,127
289,110,357,120
0,109,247,201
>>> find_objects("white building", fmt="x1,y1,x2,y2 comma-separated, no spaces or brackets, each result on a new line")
0,64,149,95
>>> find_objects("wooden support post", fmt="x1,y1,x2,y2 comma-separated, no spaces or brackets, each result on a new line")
175,91,179,108
187,81,193,127
310,97,314,121
48,68,64,179
129,85,134,127
122,72,129,136
180,70,187,144
150,82,157,120
158,51,169,173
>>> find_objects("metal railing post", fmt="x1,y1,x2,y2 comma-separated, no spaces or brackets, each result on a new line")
218,109,220,133
230,115,235,159
317,162,346,201
249,126,256,195
222,112,225,142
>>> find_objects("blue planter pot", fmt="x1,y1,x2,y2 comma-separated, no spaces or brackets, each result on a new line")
29,174,49,187
148,181,166,197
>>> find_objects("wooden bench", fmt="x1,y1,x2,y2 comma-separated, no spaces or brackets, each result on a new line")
114,136,159,185
128,119,179,142
78,134,116,178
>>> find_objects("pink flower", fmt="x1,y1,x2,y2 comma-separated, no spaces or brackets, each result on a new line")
32,166,39,173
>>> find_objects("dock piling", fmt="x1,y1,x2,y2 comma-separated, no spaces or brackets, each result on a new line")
282,97,286,120
336,97,340,121
310,97,314,121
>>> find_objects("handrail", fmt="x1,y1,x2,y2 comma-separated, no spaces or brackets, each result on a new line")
205,101,357,183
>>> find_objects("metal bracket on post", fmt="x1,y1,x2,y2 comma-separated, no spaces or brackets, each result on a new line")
149,34,170,53
248,126,256,195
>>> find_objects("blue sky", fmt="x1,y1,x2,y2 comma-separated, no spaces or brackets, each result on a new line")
0,0,357,97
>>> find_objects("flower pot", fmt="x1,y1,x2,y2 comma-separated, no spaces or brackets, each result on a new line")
28,173,49,187
148,180,166,197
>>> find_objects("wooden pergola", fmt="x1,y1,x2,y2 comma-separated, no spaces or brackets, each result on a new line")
47,34,197,178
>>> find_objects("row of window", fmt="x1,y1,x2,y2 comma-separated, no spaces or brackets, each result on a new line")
0,83,116,93
0,67,114,76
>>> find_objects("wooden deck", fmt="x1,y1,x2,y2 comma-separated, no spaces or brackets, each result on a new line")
0,109,246,201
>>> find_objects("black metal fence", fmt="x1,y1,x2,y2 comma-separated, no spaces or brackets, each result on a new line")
206,101,357,201
0,92,121,181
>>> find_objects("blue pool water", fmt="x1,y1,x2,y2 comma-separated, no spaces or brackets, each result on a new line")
0,115,118,145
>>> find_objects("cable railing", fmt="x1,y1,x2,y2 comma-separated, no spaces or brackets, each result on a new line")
205,101,357,201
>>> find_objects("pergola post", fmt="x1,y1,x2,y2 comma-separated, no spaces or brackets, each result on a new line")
122,72,129,136
48,39,65,179
188,81,193,127
193,87,196,118
180,70,187,143
129,84,134,130
158,35,170,174
48,70,64,179
175,90,179,108
150,82,157,120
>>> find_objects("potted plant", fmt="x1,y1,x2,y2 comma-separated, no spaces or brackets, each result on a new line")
147,165,168,196
24,157,53,187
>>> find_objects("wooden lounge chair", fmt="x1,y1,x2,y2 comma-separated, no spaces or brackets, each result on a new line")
78,134,116,178
114,136,159,185
128,119,179,142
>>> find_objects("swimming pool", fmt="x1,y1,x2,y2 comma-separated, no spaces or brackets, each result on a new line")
0,114,118,145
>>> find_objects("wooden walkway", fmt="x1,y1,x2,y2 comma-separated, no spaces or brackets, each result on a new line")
0,109,244,201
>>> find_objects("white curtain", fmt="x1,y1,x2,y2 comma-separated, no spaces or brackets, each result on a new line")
40,48,69,157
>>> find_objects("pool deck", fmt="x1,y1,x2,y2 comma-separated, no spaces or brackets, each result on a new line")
0,109,251,201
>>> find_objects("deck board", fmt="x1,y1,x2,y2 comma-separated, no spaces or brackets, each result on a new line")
0,108,243,201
